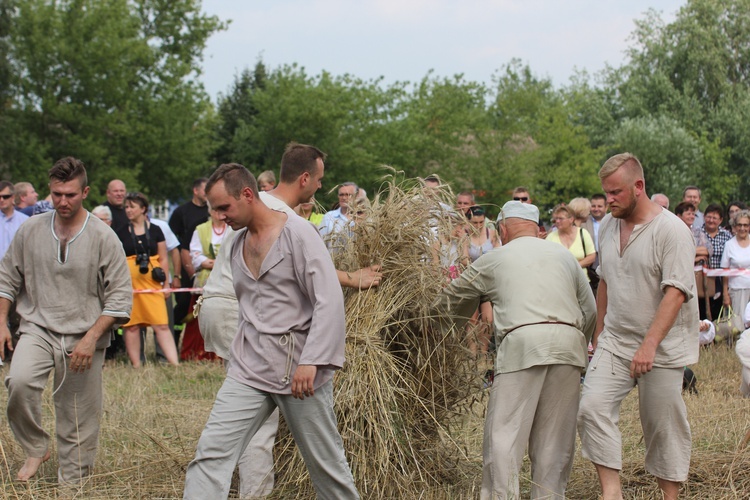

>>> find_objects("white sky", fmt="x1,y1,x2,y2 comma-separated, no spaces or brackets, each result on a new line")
198,1,685,101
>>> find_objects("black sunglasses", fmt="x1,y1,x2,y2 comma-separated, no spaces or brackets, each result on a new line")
513,196,529,202
0,194,12,200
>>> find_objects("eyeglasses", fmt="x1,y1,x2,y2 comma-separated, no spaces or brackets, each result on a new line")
552,216,571,222
736,223,750,228
0,194,12,200
513,196,529,202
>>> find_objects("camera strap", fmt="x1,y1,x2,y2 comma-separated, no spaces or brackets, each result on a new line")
128,221,152,266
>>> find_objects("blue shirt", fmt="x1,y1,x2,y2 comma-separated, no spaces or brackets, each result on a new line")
318,208,350,245
1,209,30,260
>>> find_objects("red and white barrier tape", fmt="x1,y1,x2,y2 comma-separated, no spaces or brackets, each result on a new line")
694,266,750,277
133,287,203,294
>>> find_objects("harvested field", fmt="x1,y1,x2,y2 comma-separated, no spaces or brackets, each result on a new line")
0,345,748,498
2,181,749,499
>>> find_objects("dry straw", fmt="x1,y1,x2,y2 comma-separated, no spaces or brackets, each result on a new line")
272,171,486,497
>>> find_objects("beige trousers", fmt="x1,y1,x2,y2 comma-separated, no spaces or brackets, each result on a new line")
577,348,691,482
482,364,580,500
5,329,105,483
183,378,358,500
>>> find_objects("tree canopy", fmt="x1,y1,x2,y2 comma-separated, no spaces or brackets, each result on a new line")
0,0,225,202
3,0,750,215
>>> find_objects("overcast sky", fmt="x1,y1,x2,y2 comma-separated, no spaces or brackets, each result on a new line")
198,1,685,101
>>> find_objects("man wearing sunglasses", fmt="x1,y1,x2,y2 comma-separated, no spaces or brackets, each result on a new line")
510,186,547,238
0,181,29,260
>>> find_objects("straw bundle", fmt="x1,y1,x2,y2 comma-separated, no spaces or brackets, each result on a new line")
272,174,484,497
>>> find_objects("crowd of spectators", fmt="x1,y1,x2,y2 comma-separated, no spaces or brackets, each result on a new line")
3,173,750,365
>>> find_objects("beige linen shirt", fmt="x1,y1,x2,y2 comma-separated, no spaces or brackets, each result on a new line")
597,210,699,367
0,211,132,348
200,192,297,358
439,236,596,373
227,214,346,394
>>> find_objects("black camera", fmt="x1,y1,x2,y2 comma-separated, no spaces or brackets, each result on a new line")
151,267,167,283
136,252,150,274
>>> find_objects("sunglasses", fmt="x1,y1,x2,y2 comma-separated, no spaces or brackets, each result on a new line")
0,194,12,200
513,196,529,202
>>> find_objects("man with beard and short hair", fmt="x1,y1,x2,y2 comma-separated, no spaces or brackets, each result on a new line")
578,153,699,500
0,157,131,485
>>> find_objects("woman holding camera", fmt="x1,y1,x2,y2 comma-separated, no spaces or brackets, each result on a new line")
116,192,179,367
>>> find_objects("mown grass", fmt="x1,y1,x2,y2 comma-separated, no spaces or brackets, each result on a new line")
0,344,749,498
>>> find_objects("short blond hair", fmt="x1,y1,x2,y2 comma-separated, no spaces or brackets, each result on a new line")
13,182,32,205
599,153,644,181
257,170,276,185
568,197,591,220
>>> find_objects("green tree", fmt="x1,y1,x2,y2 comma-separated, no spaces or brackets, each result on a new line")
4,0,225,201
486,62,602,211
608,115,733,204
228,64,402,206
213,61,267,166
612,0,750,201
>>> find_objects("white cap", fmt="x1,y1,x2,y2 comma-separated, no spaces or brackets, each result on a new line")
498,201,540,224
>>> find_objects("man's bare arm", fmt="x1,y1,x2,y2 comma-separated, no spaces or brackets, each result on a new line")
181,248,195,277
169,248,182,289
337,265,382,289
0,297,13,359
592,278,607,350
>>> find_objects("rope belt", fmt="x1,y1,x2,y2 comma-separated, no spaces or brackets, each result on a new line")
279,331,297,386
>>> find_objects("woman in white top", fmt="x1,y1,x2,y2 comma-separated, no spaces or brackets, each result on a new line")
721,210,750,333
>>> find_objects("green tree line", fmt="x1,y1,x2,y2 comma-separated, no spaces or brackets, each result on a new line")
1,0,748,213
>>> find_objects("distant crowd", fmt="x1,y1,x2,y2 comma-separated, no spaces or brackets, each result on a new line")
2,176,749,361
2,151,750,499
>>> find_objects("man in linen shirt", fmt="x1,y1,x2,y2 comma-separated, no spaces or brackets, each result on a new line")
0,157,132,484
184,164,358,499
577,153,699,500
438,200,596,499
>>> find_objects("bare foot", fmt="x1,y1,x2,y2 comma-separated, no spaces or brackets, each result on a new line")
17,450,51,481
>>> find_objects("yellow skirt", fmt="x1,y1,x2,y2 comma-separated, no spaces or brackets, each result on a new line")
124,254,168,327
